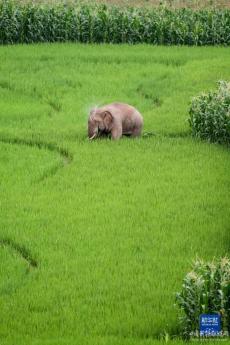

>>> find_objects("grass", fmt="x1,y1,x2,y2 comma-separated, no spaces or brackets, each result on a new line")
0,44,230,345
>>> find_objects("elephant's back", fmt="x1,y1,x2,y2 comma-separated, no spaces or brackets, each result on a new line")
109,102,143,120
108,103,143,133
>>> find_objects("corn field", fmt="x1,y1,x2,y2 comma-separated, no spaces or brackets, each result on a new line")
176,258,230,339
189,81,230,144
0,1,230,45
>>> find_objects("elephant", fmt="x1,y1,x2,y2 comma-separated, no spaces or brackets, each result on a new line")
88,102,143,140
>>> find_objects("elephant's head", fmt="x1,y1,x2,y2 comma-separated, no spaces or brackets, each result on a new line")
88,108,113,140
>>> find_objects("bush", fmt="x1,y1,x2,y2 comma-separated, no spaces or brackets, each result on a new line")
176,258,230,339
0,1,230,45
189,81,230,144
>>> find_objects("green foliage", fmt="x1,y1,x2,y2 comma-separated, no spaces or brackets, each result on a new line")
189,81,230,144
0,1,230,44
176,258,230,339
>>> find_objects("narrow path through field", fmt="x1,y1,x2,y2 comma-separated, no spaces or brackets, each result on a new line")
0,238,38,268
0,135,73,182
0,135,72,290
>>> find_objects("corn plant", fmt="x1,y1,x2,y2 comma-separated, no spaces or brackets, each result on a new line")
189,81,230,144
0,1,230,45
176,258,230,339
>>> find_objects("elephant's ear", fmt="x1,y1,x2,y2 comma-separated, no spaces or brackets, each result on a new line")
103,111,113,128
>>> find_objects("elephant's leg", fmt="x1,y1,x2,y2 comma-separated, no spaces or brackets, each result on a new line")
131,126,142,137
111,126,122,140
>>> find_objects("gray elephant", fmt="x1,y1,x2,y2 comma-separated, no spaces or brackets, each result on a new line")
88,103,143,140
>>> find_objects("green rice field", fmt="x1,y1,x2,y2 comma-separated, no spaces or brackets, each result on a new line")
0,44,230,345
